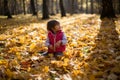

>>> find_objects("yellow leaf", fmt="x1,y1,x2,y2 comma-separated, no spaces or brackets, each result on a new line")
84,63,89,69
79,53,84,57
16,52,22,60
0,60,8,65
27,67,31,72
30,43,36,51
64,58,69,63
19,36,25,43
73,70,79,76
43,66,49,73
11,59,19,67
16,52,20,56
64,52,69,56
89,75,95,80
5,69,13,78
63,58,69,66
0,60,3,65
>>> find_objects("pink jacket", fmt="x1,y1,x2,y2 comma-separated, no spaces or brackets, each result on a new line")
48,30,66,53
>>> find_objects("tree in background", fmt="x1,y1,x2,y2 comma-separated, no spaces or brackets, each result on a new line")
70,0,74,14
30,0,37,15
71,0,79,14
65,0,79,15
86,0,88,13
55,0,59,13
91,0,94,14
23,0,26,15
80,0,83,12
59,0,66,17
100,0,116,19
119,0,120,14
10,0,17,15
49,0,55,15
74,0,79,13
42,0,49,19
4,0,12,19
0,0,119,19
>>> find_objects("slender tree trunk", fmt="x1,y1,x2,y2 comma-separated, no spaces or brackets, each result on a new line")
56,0,59,13
36,0,38,13
86,0,88,13
119,0,120,14
30,0,37,15
63,0,68,13
0,1,1,14
11,0,15,15
74,0,79,13
35,0,38,18
49,0,55,15
23,0,26,15
67,0,71,13
59,0,66,17
69,0,74,15
97,0,100,14
36,0,38,14
14,0,17,15
4,0,12,19
42,0,49,19
100,0,116,19
70,0,74,14
91,0,94,14
19,0,22,14
80,0,83,11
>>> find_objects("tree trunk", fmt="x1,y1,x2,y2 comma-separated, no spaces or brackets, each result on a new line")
68,0,74,15
30,0,37,15
49,0,55,15
74,0,79,13
23,0,26,15
14,0,18,15
80,0,83,11
91,0,94,14
56,0,59,13
19,0,23,14
119,0,120,14
63,0,68,13
86,0,88,13
0,1,1,14
12,0,17,15
98,0,101,14
36,0,38,14
100,0,116,19
4,0,12,19
42,0,49,19
59,0,66,17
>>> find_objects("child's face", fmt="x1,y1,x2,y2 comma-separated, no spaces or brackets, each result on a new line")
53,24,61,32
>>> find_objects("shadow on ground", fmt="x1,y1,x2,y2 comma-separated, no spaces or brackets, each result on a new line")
0,15,46,34
84,19,120,79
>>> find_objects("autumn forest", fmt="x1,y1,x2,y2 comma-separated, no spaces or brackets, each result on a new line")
0,0,120,80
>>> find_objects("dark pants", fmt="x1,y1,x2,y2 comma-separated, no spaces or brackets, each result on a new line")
54,52,63,57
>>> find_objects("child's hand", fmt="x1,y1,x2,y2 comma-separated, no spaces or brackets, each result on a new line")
55,40,62,47
49,45,53,50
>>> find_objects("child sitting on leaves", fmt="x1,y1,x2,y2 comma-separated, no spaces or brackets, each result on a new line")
44,20,67,58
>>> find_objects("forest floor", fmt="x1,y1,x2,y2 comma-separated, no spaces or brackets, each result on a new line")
0,14,120,80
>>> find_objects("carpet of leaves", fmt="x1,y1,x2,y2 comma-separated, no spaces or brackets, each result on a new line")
0,14,120,80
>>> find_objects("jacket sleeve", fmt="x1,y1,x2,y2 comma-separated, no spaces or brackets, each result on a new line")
45,36,50,47
62,33,67,45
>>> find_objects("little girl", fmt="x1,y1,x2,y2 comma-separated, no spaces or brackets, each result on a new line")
44,20,67,58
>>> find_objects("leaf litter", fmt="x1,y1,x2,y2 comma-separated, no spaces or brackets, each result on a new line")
0,14,120,80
